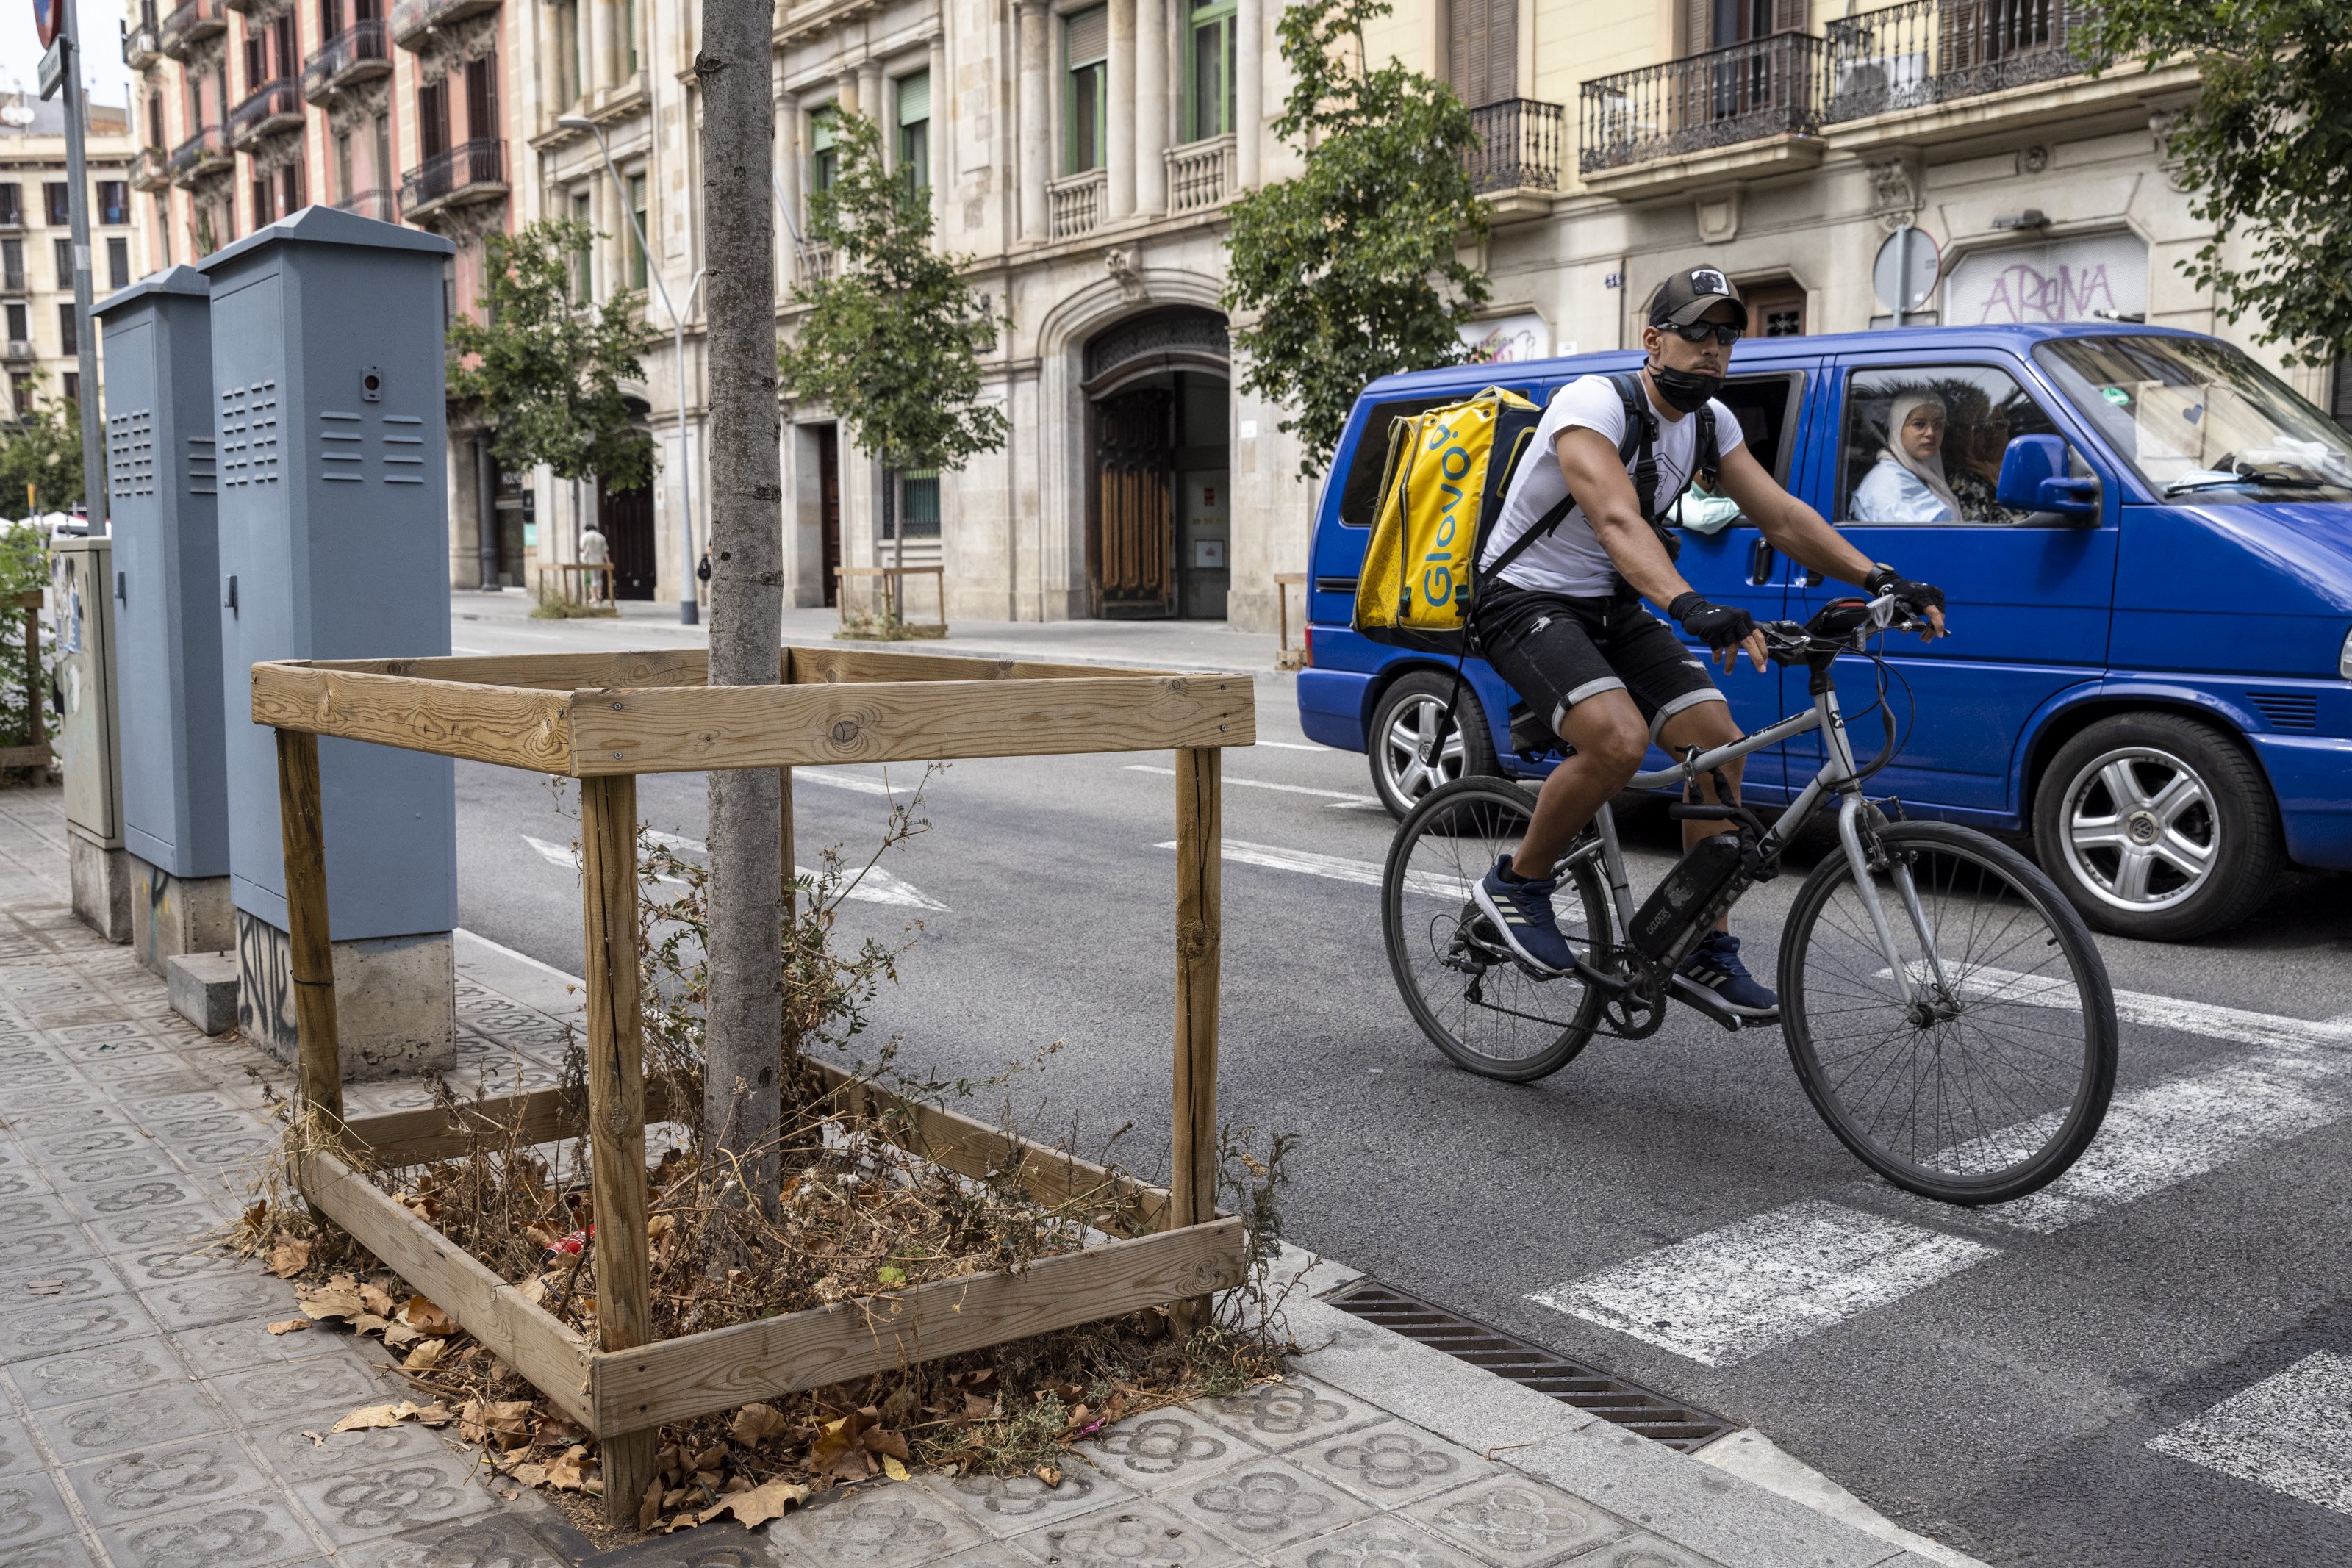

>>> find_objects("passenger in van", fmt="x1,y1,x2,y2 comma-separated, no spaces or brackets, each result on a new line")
1946,397,2024,523
1853,390,1963,523
1470,265,1948,1021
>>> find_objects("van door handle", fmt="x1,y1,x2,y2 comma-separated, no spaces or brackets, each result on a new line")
1746,539,1776,586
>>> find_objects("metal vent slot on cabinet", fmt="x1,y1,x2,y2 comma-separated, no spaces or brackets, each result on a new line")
1324,1279,1738,1452
2247,691,2317,731
107,407,154,497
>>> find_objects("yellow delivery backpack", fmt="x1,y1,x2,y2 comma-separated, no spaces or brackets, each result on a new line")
1352,386,1545,655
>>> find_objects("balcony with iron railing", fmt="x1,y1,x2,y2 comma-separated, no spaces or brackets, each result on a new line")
4,339,37,363
159,0,227,60
303,19,392,104
1580,32,1826,182
124,15,163,68
228,79,304,150
167,124,232,185
1823,0,2083,123
1165,135,1236,217
130,146,172,192
1048,168,1106,240
390,0,501,50
1468,98,1567,201
399,138,506,220
334,187,398,223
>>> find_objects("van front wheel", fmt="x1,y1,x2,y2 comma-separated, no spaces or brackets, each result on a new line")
1369,672,1498,820
2033,713,2282,941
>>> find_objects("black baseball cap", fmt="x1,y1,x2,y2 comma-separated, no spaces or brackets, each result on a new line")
1648,266,1749,330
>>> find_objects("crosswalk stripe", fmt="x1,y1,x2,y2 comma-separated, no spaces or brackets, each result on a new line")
1528,1198,1998,1368
1125,763,1382,809
795,768,929,799
1894,961,2352,1054
2148,1351,2352,1514
1150,838,1484,906
525,832,945,911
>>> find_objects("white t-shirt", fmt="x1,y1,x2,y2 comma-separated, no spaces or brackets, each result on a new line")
1479,374,1744,597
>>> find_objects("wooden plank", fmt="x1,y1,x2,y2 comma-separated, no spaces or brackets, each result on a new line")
785,644,1132,686
295,1148,596,1428
567,675,1256,774
1169,748,1222,1337
342,1078,685,1168
589,1217,1247,1434
579,771,656,1525
291,648,711,691
0,743,52,769
276,729,343,1129
251,664,574,774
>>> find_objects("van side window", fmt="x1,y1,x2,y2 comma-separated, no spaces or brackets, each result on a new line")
1334,394,1494,527
1840,365,2062,525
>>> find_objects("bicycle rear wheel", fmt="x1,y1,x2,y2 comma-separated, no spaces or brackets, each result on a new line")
1780,819,2117,1204
1382,778,1611,1082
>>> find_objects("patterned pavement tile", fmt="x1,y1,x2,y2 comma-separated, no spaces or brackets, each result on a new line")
0,1166,49,1201
1402,1477,1629,1568
0,1195,73,1233
0,1231,93,1278
64,1437,273,1527
1267,1514,1488,1568
6,1336,184,1410
85,1204,228,1257
586,1530,785,1567
144,1271,298,1332
118,1090,243,1120
108,1242,248,1292
1011,1497,1241,1568
97,1494,320,1568
287,1451,501,1544
32,1379,228,1462
0,1471,83,1553
54,1149,177,1188
1156,1454,1374,1556
922,1462,1139,1537
1194,1379,1377,1457
254,1412,457,1486
1570,1536,1718,1568
0,1532,104,1567
1285,1423,1496,1509
212,1354,394,1422
0,1262,116,1302
1087,1411,1255,1494
334,1513,575,1568
764,1483,989,1567
912,1541,1048,1568
29,1123,140,1162
0,1416,42,1479
173,1318,339,1378
0,1293,157,1364
59,1175,201,1225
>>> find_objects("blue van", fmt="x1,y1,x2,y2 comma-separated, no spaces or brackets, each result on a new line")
1299,325,2352,941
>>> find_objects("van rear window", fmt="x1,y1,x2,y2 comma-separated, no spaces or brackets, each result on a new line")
1333,396,1460,527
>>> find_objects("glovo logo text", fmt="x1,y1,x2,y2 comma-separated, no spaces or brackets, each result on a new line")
1417,419,1477,613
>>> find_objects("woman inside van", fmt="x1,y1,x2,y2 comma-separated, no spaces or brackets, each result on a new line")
1854,389,1962,522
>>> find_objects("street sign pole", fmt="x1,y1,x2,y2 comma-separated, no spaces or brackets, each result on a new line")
49,0,104,527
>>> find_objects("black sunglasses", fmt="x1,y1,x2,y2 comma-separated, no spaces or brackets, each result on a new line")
1666,322,1743,346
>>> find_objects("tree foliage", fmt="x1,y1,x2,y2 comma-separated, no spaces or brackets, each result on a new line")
0,376,83,519
0,518,46,747
2084,1,2352,364
447,219,656,489
777,112,1010,473
1223,0,1490,476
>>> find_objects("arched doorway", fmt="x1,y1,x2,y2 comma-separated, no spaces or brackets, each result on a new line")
601,395,657,600
1083,309,1230,619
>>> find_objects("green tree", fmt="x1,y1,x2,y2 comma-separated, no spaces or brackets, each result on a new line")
778,109,1009,608
1223,0,1490,477
0,377,84,518
0,518,46,749
447,218,656,489
2084,2,2352,363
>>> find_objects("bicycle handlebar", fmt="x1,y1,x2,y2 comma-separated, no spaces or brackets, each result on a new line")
1758,593,1926,664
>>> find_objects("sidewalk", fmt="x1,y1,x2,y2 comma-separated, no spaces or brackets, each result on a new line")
448,588,1290,677
0,783,1979,1568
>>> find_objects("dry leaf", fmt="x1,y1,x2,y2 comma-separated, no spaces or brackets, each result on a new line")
881,1454,910,1482
265,1318,312,1336
547,1446,588,1492
460,1398,537,1447
861,1428,908,1461
519,1275,551,1306
264,1239,311,1278
689,1442,728,1472
332,1403,406,1432
963,1392,995,1421
358,1282,398,1316
297,1281,366,1323
509,1462,549,1487
402,1295,460,1337
1036,1464,1063,1488
402,1338,448,1372
351,1313,390,1338
699,1477,810,1529
381,1323,421,1353
806,1414,856,1471
298,1430,324,1448
730,1403,787,1447
639,1476,665,1534
410,1403,456,1428
534,1413,588,1448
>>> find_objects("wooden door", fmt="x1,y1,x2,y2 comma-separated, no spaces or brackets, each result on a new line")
600,479,656,600
1092,389,1175,616
816,423,842,608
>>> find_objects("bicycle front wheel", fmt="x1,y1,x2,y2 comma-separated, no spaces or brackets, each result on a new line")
1780,819,2117,1204
1382,778,1611,1082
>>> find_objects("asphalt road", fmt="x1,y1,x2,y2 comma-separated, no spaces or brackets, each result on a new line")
446,600,2352,1567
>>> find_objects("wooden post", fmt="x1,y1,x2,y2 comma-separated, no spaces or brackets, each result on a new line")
274,728,343,1128
779,766,795,924
580,772,657,1528
1168,746,1221,1337
20,594,38,750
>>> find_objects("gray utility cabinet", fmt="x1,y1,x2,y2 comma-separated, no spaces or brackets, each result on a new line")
199,208,458,941
96,264,227,881
50,535,121,849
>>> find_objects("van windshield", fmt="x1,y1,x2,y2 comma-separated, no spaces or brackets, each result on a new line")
2034,334,2352,502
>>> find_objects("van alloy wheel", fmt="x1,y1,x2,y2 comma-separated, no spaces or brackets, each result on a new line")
1368,672,1499,819
2058,746,2217,913
1380,694,1466,804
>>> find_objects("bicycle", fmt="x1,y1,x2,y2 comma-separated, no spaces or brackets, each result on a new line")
1381,594,2118,1205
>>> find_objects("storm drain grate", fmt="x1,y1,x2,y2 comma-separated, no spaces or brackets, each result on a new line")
1324,1279,1738,1453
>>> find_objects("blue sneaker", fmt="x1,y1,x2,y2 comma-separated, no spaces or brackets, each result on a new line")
1678,931,1779,1019
1472,855,1577,974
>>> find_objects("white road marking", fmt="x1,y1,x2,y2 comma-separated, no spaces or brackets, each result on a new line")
522,834,580,870
795,767,938,799
450,644,490,655
2148,1352,2352,1515
636,830,947,912
1892,962,2352,1054
1151,838,1480,905
1125,763,1380,809
1255,740,1331,752
1529,1199,1998,1367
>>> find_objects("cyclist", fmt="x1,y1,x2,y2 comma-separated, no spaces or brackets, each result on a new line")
1471,266,1947,1018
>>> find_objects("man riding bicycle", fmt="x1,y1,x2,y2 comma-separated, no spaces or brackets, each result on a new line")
1471,266,1948,1018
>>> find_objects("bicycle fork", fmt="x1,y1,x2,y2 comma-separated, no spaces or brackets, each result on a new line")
1831,788,1958,1022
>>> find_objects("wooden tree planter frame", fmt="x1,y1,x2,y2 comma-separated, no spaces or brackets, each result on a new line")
254,644,1254,1528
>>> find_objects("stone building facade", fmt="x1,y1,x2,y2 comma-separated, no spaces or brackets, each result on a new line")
0,94,137,449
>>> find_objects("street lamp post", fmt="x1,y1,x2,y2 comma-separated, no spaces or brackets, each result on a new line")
561,115,701,627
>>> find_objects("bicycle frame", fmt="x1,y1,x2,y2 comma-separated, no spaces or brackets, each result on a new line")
1566,663,1949,1010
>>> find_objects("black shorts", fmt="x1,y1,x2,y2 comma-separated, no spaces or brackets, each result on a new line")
1477,582,1726,741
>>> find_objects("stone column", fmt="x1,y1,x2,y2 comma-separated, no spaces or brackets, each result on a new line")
587,0,614,98
777,74,800,286
1017,0,1049,242
1106,0,1136,219
1236,0,1262,188
859,58,886,145
837,67,859,116
1134,0,1166,214
928,32,947,233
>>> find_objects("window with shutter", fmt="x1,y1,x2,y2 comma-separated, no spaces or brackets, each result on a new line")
1447,0,1515,107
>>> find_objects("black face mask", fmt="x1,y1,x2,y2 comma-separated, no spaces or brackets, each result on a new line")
1647,359,1722,415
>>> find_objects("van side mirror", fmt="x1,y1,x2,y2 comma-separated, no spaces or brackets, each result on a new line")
1996,434,2099,517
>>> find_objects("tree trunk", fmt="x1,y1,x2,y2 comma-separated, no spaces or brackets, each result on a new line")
698,0,785,1204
